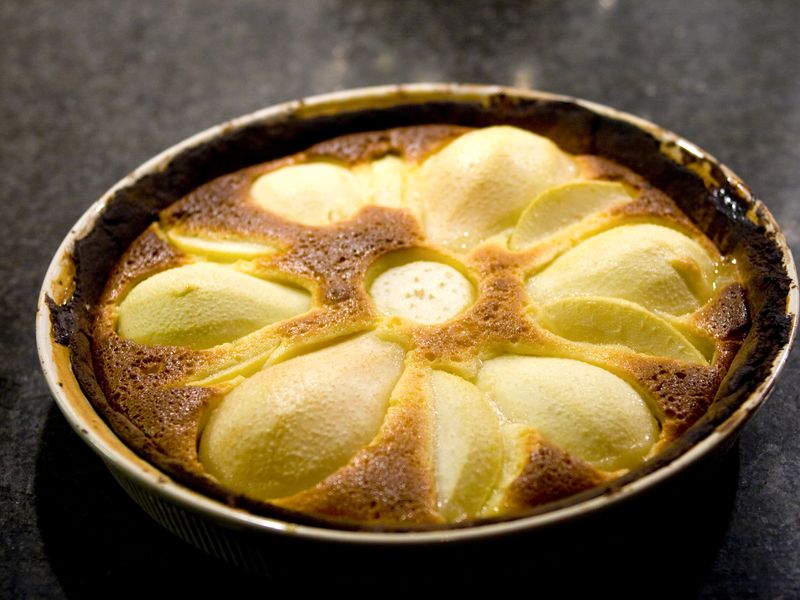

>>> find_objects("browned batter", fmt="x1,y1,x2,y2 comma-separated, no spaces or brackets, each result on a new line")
85,125,749,528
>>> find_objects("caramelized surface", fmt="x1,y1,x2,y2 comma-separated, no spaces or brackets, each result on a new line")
90,124,749,527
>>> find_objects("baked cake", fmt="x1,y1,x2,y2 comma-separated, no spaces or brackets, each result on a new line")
82,123,749,527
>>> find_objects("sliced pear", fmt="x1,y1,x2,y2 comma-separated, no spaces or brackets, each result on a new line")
477,356,659,471
351,155,407,210
418,126,577,251
199,334,404,499
250,161,364,225
166,230,275,261
429,370,502,520
189,343,279,388
510,181,635,250
369,260,474,324
664,315,716,362
537,296,707,364
117,262,311,349
481,422,534,515
526,224,717,315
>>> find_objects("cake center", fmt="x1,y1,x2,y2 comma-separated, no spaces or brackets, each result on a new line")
369,260,474,324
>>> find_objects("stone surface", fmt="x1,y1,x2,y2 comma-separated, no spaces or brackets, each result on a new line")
2,0,798,596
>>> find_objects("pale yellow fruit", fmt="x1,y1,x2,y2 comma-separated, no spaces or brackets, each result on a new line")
510,180,634,249
481,422,534,515
429,370,502,520
477,356,659,470
199,334,404,499
419,126,577,251
526,224,716,315
369,260,474,324
166,231,274,261
117,262,310,349
537,296,707,363
250,161,364,225
351,155,408,210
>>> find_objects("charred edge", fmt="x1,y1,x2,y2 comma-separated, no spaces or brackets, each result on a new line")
46,295,76,347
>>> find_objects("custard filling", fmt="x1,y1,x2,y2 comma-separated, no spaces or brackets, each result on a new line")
92,125,747,526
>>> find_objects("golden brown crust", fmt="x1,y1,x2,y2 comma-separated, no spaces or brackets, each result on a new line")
307,124,471,164
504,432,608,510
91,333,214,466
694,283,750,341
87,124,750,527
624,356,727,439
271,207,425,306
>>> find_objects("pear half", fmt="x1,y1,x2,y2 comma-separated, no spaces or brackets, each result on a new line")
351,155,408,211
527,224,717,315
199,334,405,499
419,126,577,251
429,370,502,520
510,180,635,250
250,161,365,225
478,356,659,471
117,262,310,349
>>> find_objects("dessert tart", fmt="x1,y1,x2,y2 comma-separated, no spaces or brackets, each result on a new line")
41,88,795,544
75,122,749,528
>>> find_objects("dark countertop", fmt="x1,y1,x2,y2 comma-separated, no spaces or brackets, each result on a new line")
2,1,798,597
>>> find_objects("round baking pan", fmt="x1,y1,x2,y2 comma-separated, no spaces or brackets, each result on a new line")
37,84,798,576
